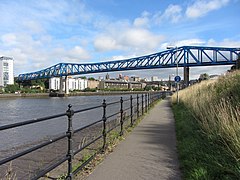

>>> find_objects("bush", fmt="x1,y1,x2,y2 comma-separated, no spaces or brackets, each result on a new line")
4,84,20,93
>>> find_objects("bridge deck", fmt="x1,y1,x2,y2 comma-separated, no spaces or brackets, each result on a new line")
85,97,181,180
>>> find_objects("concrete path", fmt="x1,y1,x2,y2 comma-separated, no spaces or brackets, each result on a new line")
86,98,181,180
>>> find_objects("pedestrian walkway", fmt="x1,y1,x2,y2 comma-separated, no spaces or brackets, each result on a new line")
86,98,181,180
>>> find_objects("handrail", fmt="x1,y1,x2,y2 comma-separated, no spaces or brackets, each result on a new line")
0,92,166,179
0,112,67,131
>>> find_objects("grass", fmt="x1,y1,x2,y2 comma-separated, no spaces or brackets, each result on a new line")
172,70,240,179
173,104,240,179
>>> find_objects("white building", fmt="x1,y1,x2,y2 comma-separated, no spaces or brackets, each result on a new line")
49,77,88,91
151,76,158,81
0,56,14,87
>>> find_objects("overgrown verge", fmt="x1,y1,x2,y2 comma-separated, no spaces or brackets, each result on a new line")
173,104,240,179
172,70,240,179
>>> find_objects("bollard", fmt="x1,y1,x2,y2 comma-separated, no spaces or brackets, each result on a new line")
130,95,133,126
102,99,107,151
66,104,74,180
120,97,123,136
142,94,144,116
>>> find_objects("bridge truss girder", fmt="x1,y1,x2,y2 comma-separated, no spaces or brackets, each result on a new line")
18,46,240,81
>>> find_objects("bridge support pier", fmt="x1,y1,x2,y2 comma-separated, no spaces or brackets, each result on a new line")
59,77,64,94
65,76,69,95
184,66,189,88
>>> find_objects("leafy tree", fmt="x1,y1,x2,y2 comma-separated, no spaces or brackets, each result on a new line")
199,73,210,81
144,86,152,91
88,77,95,81
5,84,20,93
80,76,87,79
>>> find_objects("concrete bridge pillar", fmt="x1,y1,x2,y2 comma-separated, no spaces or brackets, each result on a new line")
184,66,189,87
59,76,64,94
65,76,69,95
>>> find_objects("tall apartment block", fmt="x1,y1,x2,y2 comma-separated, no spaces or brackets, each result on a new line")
0,56,14,87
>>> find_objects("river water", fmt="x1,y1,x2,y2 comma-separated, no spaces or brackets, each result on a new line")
0,94,136,151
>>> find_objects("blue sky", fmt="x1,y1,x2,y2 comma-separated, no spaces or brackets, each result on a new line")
0,0,240,79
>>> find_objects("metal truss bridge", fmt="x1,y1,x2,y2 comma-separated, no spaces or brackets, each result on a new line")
18,46,240,81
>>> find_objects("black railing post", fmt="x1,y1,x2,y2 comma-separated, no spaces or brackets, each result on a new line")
120,97,123,136
102,99,107,151
145,94,147,113
149,93,152,107
130,95,133,126
137,94,139,118
148,93,150,107
142,94,144,115
66,104,74,180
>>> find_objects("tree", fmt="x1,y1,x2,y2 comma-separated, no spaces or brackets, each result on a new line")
88,77,95,81
5,84,20,93
80,76,87,79
199,73,210,81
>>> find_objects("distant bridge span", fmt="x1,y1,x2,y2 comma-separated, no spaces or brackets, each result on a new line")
18,46,240,81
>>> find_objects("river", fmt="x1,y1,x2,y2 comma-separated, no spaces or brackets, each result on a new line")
0,94,137,152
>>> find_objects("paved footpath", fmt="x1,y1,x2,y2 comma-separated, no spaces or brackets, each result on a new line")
86,98,181,180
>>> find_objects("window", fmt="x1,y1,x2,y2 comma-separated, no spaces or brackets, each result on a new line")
3,62,8,67
3,72,9,80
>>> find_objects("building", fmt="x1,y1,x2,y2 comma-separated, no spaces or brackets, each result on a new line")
87,80,99,89
99,80,144,90
151,76,158,81
130,76,140,82
49,77,88,91
99,80,128,89
0,56,14,87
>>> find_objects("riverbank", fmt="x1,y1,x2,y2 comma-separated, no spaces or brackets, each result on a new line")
0,91,160,98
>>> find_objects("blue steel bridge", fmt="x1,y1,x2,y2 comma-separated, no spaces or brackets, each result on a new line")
17,46,240,81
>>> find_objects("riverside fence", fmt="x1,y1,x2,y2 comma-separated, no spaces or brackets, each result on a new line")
0,92,167,179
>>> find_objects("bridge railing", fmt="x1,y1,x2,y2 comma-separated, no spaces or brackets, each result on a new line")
0,92,169,179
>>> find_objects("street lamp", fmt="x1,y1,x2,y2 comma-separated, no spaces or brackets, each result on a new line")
167,46,179,104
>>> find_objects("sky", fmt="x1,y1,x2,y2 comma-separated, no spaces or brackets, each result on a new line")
0,0,240,80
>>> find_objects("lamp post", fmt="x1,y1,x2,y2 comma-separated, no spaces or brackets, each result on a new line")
167,46,179,104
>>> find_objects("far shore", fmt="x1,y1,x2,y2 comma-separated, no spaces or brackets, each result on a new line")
0,91,157,99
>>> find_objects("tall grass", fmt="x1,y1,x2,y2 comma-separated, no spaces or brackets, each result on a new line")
172,70,240,161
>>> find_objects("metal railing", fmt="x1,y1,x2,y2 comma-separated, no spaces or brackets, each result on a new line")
0,92,167,179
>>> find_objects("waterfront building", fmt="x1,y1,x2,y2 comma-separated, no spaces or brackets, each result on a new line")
49,77,88,91
0,56,14,87
99,79,144,90
151,76,158,81
87,80,99,89
105,73,110,80
130,76,140,82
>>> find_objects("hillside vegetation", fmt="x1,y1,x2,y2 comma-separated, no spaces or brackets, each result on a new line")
172,70,240,179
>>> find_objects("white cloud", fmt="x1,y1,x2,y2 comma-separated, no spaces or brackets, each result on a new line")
65,46,91,61
133,11,150,27
120,28,164,50
1,33,17,46
94,36,120,52
0,32,91,74
161,38,206,49
94,26,165,54
186,0,230,19
154,4,182,24
207,38,240,47
163,4,183,23
23,21,45,34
